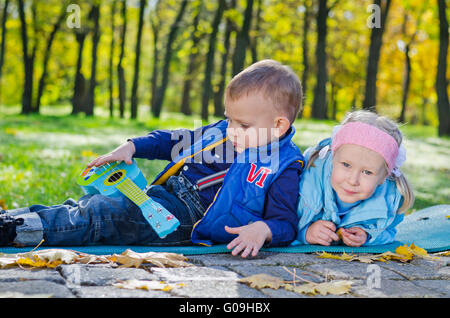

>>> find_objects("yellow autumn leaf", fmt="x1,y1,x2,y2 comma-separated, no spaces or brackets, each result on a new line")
0,248,191,270
410,243,428,256
17,256,62,268
108,249,192,268
113,279,179,292
239,274,286,290
285,282,318,295
393,245,414,260
285,280,353,296
314,280,353,296
317,251,354,261
394,243,435,261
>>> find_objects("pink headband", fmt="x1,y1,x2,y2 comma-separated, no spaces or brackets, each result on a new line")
331,122,399,174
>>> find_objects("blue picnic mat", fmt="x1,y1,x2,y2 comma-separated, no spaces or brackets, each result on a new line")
0,205,448,255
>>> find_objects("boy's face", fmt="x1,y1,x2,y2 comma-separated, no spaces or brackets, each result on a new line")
224,91,285,153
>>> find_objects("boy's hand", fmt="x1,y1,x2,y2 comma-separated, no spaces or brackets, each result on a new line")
87,141,136,167
225,221,272,258
338,227,367,247
305,220,340,246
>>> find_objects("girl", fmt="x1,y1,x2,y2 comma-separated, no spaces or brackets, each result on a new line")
293,110,414,247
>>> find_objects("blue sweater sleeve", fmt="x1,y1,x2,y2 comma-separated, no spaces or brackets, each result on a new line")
130,122,222,161
263,160,303,247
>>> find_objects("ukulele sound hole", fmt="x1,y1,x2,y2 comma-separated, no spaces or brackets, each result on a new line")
108,171,123,183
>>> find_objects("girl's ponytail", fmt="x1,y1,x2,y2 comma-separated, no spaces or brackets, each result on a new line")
392,173,415,214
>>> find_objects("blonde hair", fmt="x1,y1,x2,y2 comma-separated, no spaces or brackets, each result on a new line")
225,59,302,124
308,110,415,214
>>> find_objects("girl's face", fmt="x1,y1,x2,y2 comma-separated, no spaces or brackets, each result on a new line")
331,144,388,203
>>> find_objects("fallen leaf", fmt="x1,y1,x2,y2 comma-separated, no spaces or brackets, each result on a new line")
315,243,436,264
317,251,354,261
113,279,180,292
393,243,436,261
20,249,80,264
285,282,318,295
0,248,191,270
108,249,192,268
239,274,286,290
285,280,353,296
16,256,62,269
314,280,353,296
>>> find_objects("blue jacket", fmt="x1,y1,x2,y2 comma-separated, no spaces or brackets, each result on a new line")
292,138,404,246
131,120,304,246
191,121,303,245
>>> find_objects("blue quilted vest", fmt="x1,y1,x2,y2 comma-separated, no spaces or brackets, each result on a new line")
188,121,304,246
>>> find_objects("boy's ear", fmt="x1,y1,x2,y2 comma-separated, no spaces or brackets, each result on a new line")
273,116,291,138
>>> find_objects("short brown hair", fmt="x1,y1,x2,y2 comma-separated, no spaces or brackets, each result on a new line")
225,59,302,124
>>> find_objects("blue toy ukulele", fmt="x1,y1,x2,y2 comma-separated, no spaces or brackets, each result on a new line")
76,160,180,238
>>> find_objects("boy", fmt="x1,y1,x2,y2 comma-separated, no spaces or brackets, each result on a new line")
1,59,304,258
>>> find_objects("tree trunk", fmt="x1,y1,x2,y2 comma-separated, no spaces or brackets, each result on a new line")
18,0,33,114
231,0,254,76
213,0,236,117
150,5,160,117
152,0,189,118
436,0,450,136
117,0,127,119
109,0,117,118
0,0,10,103
130,0,146,119
85,4,101,117
201,0,225,120
35,6,66,112
311,0,328,119
72,32,87,115
299,0,311,118
250,0,262,63
398,43,411,123
181,0,203,116
363,0,391,111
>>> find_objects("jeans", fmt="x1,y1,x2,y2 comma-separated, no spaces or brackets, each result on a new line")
8,173,206,246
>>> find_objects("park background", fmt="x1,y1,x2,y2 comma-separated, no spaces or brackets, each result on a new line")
0,0,449,214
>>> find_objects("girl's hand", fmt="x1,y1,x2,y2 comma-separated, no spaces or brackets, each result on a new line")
87,141,136,167
225,221,272,258
339,227,367,247
305,220,340,246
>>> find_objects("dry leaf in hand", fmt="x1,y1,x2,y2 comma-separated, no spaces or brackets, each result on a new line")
239,274,286,290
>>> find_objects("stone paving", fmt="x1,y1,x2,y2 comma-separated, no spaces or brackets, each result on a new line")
0,251,448,298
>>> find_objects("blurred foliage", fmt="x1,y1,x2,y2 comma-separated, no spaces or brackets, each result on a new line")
0,0,448,125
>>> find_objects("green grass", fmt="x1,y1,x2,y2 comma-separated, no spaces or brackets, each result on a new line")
0,109,449,213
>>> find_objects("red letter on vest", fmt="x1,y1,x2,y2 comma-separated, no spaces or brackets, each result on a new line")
246,163,272,188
